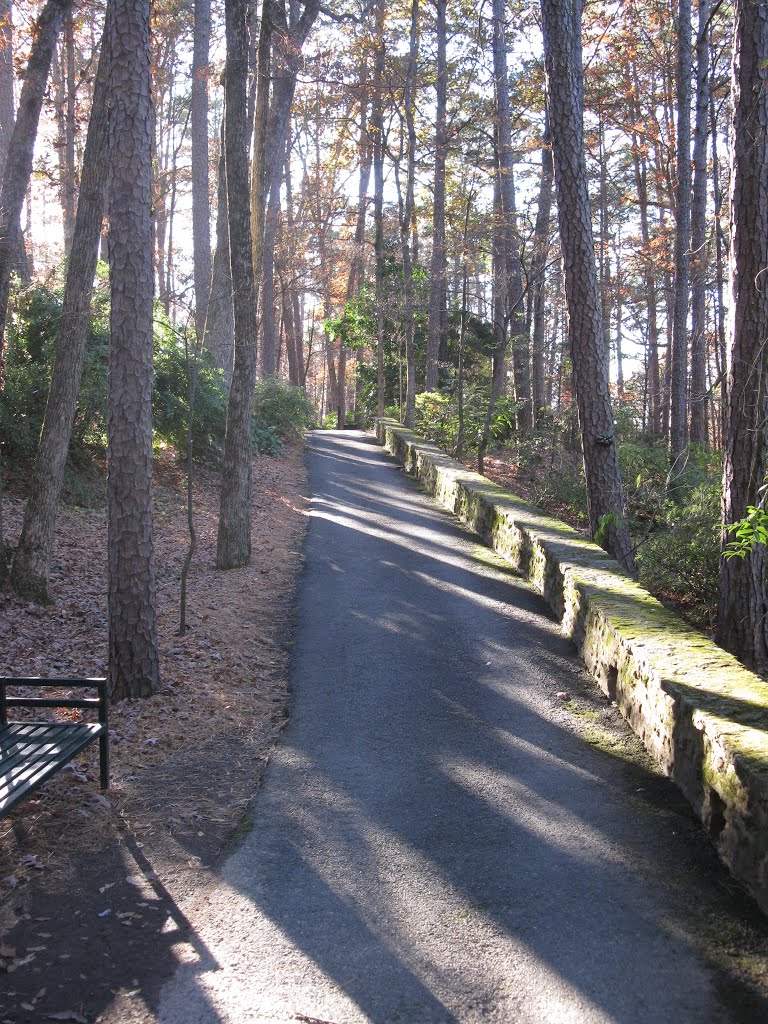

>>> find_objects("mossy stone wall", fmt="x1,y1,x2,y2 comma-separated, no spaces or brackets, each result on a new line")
375,417,768,915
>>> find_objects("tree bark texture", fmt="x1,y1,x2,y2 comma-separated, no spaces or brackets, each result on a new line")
425,0,447,391
531,119,554,427
669,0,692,464
399,0,419,427
11,9,111,603
492,0,530,432
689,0,710,446
0,0,74,372
191,0,212,345
0,1,13,175
716,0,768,675
217,0,259,569
107,0,160,699
260,171,281,377
372,0,386,418
204,113,235,384
540,0,634,573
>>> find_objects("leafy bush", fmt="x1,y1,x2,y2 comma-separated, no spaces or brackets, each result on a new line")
252,376,316,445
152,324,228,465
636,481,721,630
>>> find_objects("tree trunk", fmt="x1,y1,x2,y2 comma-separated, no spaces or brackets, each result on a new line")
540,0,634,573
710,53,727,442
492,0,530,432
425,0,447,391
372,0,385,418
0,0,74,369
531,118,553,427
11,9,111,603
628,62,662,436
0,1,13,175
260,171,281,377
191,0,212,345
669,0,693,466
716,0,768,674
107,0,160,699
204,113,235,384
217,0,259,569
0,0,73,561
689,0,710,447
399,0,419,428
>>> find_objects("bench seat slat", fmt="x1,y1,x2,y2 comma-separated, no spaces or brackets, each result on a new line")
0,723,105,814
0,724,102,778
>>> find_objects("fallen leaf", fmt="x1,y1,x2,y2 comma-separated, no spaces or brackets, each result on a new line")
0,943,16,959
47,1013,88,1023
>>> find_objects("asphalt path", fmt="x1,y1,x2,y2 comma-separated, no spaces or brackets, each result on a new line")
157,430,765,1024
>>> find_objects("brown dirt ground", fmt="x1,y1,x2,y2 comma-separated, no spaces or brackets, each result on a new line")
0,443,309,1023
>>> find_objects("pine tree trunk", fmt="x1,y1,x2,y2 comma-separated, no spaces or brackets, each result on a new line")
492,0,530,432
191,0,212,345
217,0,259,569
107,0,160,699
372,0,386,418
540,0,634,573
531,119,553,427
0,0,74,366
716,0,768,674
425,0,447,391
11,9,110,603
669,0,693,465
689,0,710,447
204,114,235,384
260,174,280,377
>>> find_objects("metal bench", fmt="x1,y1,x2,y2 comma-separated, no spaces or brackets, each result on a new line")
0,677,109,817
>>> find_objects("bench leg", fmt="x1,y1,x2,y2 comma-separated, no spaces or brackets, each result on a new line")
99,731,110,790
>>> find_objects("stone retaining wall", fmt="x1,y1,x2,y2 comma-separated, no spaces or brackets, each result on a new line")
375,417,768,914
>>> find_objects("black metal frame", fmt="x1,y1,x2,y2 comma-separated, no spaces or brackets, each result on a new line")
0,677,109,815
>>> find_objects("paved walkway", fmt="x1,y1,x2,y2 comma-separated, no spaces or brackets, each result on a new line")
158,431,763,1024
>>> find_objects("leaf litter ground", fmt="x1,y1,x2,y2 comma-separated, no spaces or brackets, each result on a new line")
0,444,309,1023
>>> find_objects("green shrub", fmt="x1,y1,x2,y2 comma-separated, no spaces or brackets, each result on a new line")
637,481,721,630
253,376,316,443
152,324,228,465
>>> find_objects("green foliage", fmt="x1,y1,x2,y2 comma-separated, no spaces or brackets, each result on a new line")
636,480,721,630
0,282,109,464
0,284,315,480
252,376,316,450
152,319,228,465
723,502,768,559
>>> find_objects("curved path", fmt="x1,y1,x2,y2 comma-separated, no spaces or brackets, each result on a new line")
159,430,764,1024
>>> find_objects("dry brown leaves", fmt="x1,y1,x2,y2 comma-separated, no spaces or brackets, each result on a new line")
0,444,309,890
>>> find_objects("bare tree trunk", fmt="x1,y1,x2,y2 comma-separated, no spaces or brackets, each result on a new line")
0,1,13,175
217,0,259,569
710,25,728,441
492,0,530,432
0,0,74,366
689,0,710,447
204,114,235,384
398,0,419,428
540,0,634,573
191,0,212,344
716,0,768,674
107,0,160,699
11,10,110,603
629,68,662,436
260,170,280,377
531,118,553,427
0,0,74,562
425,0,447,390
372,0,385,418
669,0,693,466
